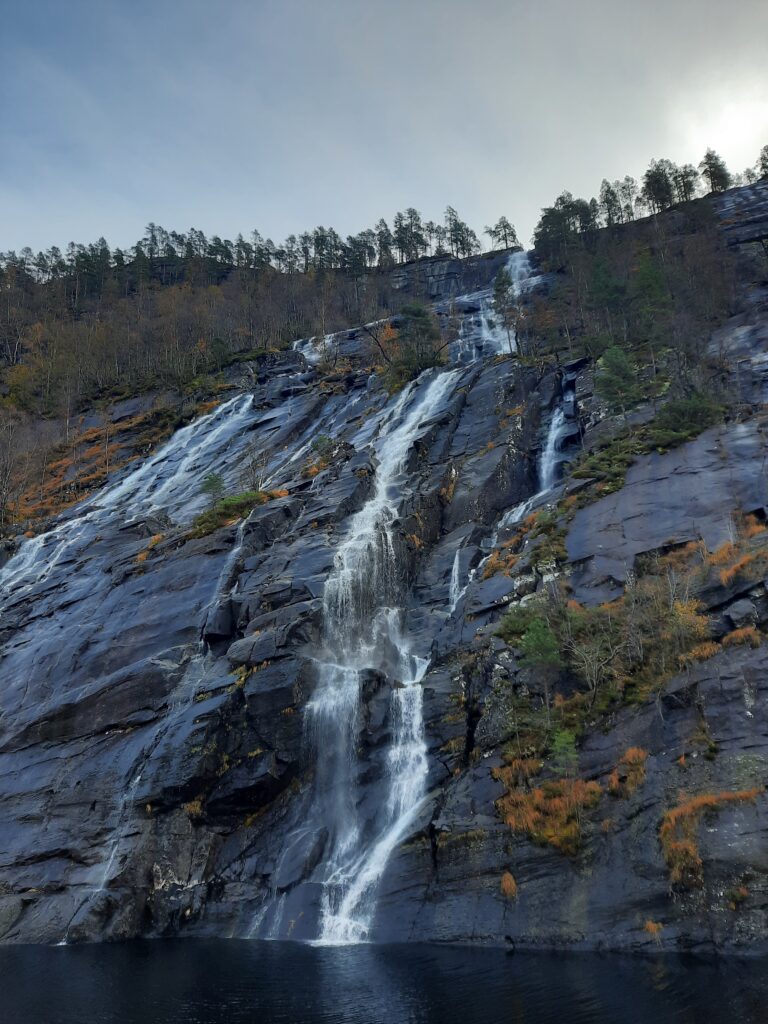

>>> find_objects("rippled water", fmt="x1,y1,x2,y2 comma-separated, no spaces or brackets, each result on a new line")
2,941,766,1024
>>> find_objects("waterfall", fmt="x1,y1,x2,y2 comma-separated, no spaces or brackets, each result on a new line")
0,391,256,598
448,548,463,611
538,406,567,493
304,368,459,943
450,249,538,362
0,395,257,616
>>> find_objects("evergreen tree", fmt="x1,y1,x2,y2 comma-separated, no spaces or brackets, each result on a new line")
758,144,768,180
484,216,519,250
642,159,675,212
672,164,699,202
201,472,225,507
445,206,479,257
551,729,579,777
599,180,622,226
520,617,562,669
596,346,641,414
519,616,562,723
393,212,408,262
375,219,395,267
699,148,731,193
618,176,638,221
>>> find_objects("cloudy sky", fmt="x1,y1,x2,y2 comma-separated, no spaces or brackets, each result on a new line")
3,0,767,253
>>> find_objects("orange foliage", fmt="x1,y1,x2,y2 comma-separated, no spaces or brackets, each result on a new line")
609,747,648,797
721,626,761,648
710,542,736,566
678,641,720,667
660,788,763,887
136,533,164,564
660,541,703,571
483,550,518,579
492,759,542,788
719,554,755,587
500,871,518,899
497,777,602,856
739,513,766,539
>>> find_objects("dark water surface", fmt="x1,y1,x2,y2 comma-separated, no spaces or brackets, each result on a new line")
2,940,766,1024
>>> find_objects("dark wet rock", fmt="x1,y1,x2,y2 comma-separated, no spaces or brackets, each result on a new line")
3,195,768,953
725,598,759,629
566,420,768,604
391,249,519,302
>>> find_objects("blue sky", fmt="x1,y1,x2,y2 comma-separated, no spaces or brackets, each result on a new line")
2,0,767,253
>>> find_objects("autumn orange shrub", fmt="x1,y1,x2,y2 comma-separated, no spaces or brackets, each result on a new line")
609,747,649,798
721,626,761,648
719,554,756,587
195,399,222,416
660,541,703,571
739,513,766,539
500,872,518,899
492,759,542,788
136,533,164,564
497,777,602,856
659,788,763,887
483,549,519,579
439,476,457,504
710,542,736,566
678,641,720,667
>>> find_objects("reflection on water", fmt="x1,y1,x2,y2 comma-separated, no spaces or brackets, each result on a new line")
2,940,766,1024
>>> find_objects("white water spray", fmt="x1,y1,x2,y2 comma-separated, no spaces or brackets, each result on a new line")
305,369,459,943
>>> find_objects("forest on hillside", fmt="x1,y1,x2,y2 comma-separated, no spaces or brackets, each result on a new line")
0,144,765,535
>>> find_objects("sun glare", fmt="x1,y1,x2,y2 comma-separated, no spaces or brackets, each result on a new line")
675,90,768,170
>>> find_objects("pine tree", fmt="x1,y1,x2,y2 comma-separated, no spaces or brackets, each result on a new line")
201,472,225,507
484,217,519,250
596,346,641,414
374,219,394,267
672,164,699,202
519,617,563,670
699,148,731,193
642,160,675,212
599,180,622,226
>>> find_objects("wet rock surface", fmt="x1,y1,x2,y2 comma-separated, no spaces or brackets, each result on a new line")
2,194,768,953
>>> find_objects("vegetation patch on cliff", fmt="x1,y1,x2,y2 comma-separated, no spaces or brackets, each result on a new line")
660,788,763,888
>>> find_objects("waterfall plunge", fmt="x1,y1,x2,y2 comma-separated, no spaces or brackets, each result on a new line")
306,369,459,943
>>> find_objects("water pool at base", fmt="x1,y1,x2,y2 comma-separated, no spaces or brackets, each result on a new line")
2,940,766,1024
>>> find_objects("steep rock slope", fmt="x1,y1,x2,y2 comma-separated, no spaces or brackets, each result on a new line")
1,184,768,952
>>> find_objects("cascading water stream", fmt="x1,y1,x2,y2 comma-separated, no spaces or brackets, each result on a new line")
448,548,464,612
538,406,566,494
455,401,570,605
302,368,459,944
451,249,540,363
0,391,312,945
0,394,256,612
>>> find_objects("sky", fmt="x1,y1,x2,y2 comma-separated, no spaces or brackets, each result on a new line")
2,0,767,254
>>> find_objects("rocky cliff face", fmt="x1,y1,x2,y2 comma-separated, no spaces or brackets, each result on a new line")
1,185,768,953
